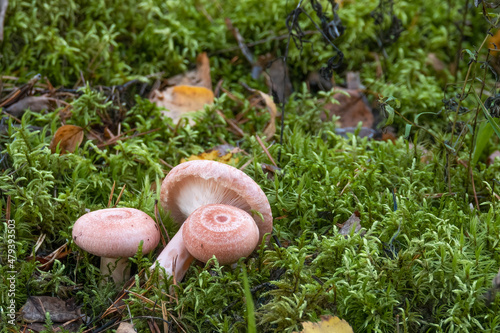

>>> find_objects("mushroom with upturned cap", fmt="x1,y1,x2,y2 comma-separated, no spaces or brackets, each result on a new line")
72,207,160,283
152,160,272,281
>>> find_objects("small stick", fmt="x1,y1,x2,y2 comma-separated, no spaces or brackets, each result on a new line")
112,184,126,207
470,166,480,210
32,234,47,255
255,135,277,167
239,158,254,171
216,110,245,137
159,159,174,170
107,181,116,208
6,195,10,220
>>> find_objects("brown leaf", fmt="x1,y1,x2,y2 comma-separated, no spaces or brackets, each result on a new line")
487,150,500,165
49,125,84,154
338,212,361,236
5,96,54,118
296,315,353,333
260,56,293,102
261,162,282,180
165,52,212,89
321,88,374,128
306,71,334,92
150,85,214,124
488,29,500,56
249,91,277,141
25,321,82,333
116,322,136,333
21,296,81,323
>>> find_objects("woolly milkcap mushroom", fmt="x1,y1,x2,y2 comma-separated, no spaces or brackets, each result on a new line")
152,160,272,280
183,204,260,265
73,208,160,283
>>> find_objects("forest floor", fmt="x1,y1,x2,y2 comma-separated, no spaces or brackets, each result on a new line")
1,1,500,332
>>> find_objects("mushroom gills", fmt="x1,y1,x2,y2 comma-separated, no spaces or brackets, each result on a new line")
175,177,252,219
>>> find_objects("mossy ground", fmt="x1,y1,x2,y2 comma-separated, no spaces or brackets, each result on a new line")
1,0,500,332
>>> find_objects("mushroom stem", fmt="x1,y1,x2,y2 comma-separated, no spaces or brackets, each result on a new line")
151,224,194,282
100,257,130,283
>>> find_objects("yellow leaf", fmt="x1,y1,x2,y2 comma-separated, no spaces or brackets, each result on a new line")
181,149,240,165
150,85,214,124
296,315,353,333
49,125,84,154
257,91,277,141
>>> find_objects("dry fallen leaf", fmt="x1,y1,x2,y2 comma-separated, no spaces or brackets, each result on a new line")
259,55,293,102
49,125,84,154
307,71,335,92
21,296,81,323
321,88,374,128
248,91,277,141
338,212,361,236
296,315,354,333
181,148,240,165
489,29,500,56
5,96,55,118
150,85,214,124
116,322,136,333
165,52,212,89
487,150,500,165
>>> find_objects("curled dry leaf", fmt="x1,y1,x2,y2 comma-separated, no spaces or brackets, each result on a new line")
150,85,214,124
5,96,55,118
49,125,84,154
249,91,277,141
21,296,81,323
295,315,353,333
259,55,293,102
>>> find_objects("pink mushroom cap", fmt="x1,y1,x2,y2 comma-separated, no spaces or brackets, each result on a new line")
160,160,273,243
73,208,160,258
182,204,260,265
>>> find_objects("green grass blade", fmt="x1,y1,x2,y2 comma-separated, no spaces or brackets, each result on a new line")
472,122,493,165
474,92,500,139
241,265,257,333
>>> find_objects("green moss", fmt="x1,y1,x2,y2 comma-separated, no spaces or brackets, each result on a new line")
1,0,500,332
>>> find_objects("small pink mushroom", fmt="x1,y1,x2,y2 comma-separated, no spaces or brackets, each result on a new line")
151,160,272,281
183,204,260,265
73,208,160,283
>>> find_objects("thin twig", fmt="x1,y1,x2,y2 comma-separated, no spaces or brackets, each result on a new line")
239,158,254,171
112,184,126,208
216,110,246,137
256,135,277,167
470,165,480,210
107,181,116,208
